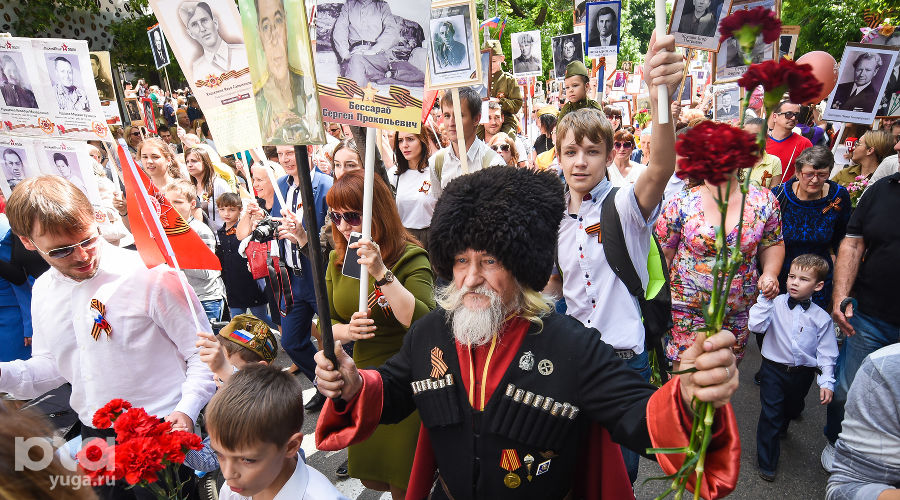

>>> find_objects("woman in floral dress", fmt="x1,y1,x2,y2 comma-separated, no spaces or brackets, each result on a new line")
656,174,784,366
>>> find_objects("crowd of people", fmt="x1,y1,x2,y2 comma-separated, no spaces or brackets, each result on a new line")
0,26,899,500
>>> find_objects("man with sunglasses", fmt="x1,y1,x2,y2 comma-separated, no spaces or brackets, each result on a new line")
479,101,528,167
766,100,813,181
0,175,216,498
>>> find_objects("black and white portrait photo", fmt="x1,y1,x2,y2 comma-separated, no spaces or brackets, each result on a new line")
669,0,732,50
45,54,91,112
865,31,900,117
426,1,480,89
712,0,776,81
89,52,115,102
147,24,171,69
680,75,693,103
586,1,621,58
0,52,38,109
552,33,584,79
124,99,143,124
142,98,158,133
713,86,740,122
512,31,542,77
44,150,88,195
177,0,249,81
1,147,29,189
824,43,899,125
574,0,587,25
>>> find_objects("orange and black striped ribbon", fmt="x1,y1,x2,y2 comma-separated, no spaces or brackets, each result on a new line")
822,198,842,214
317,78,424,110
367,286,393,317
585,222,602,243
90,299,111,340
500,449,521,472
430,347,448,378
194,68,251,88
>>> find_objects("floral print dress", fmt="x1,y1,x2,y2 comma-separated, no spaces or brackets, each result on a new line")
656,185,782,361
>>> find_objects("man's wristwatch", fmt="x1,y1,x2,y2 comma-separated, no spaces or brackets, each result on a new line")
374,269,395,287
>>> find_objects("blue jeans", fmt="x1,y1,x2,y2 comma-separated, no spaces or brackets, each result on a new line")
201,299,223,323
823,311,900,443
229,305,276,329
280,272,319,382
621,350,651,484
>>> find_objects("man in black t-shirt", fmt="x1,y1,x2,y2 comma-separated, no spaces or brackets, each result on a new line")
822,172,900,469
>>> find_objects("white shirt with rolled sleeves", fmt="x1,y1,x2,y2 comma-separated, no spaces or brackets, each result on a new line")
428,139,505,200
218,453,349,500
0,242,216,426
748,294,838,391
557,180,660,354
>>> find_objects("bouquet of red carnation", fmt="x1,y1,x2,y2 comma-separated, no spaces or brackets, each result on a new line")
78,399,203,500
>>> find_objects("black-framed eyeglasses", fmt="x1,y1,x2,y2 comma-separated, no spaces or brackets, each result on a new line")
30,233,101,259
491,144,510,152
330,211,361,226
777,111,800,120
613,141,633,149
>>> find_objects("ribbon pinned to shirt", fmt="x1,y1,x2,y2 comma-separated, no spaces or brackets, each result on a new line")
585,222,602,243
90,299,112,340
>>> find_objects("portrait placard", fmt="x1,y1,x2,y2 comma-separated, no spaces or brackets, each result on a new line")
611,70,626,90
147,24,171,69
35,138,101,206
779,25,800,60
668,0,733,50
585,1,621,58
141,98,158,134
823,43,899,125
680,74,694,103
0,38,51,137
610,99,632,125
314,0,430,133
89,51,122,126
574,0,587,26
511,31,542,78
712,83,741,123
0,135,41,197
862,30,900,117
625,71,642,94
124,99,143,126
150,0,265,153
427,0,481,90
712,0,779,83
551,33,584,80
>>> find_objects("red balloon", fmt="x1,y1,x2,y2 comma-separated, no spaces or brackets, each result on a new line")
796,51,838,104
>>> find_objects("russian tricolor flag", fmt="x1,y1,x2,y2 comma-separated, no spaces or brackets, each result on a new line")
229,329,254,343
479,16,500,29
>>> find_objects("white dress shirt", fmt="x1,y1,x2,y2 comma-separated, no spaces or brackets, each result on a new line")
557,180,660,353
219,453,349,500
388,165,437,229
748,294,838,391
428,139,505,199
0,242,216,426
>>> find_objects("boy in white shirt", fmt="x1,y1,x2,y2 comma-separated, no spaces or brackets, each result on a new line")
207,364,349,500
749,254,839,482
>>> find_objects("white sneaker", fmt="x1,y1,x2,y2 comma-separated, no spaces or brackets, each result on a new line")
821,442,836,472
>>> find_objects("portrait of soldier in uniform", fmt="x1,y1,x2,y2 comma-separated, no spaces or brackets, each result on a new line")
676,0,721,38
49,55,90,112
552,34,584,79
0,54,38,109
149,27,171,68
2,148,27,189
512,31,541,75
431,18,469,72
179,0,249,79
90,53,115,102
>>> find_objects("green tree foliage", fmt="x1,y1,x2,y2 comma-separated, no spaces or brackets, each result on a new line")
10,0,101,37
782,0,898,60
107,14,186,86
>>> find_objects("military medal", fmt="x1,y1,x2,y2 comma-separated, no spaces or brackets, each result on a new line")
89,299,112,340
524,454,534,481
518,351,534,371
500,449,522,489
536,459,551,476
537,359,554,376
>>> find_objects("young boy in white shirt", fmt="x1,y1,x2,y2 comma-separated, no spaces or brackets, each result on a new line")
749,254,839,482
206,364,349,500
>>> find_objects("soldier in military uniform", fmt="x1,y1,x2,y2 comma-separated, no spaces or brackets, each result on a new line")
558,60,602,121
90,54,115,102
331,0,401,88
477,41,523,137
313,169,741,500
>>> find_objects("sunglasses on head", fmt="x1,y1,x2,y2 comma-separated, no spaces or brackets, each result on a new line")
31,233,101,259
613,141,633,149
491,144,510,152
330,211,361,226
777,111,800,120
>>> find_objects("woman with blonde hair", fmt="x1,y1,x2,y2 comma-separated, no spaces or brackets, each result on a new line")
831,129,895,190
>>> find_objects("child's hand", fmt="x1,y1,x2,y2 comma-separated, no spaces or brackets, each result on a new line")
196,331,232,381
820,387,833,405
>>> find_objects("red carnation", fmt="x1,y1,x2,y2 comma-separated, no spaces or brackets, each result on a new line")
114,437,166,485
738,58,823,105
675,122,760,185
719,7,782,45
113,407,170,443
92,399,132,429
77,437,119,485
158,430,203,464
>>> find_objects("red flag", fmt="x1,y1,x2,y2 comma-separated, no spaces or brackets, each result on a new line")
116,144,221,270
421,90,438,123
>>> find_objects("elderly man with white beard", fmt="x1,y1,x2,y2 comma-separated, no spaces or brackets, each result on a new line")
312,166,741,499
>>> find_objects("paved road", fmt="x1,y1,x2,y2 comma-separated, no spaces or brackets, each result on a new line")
289,337,831,499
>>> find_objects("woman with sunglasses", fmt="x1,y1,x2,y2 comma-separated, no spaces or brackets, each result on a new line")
313,170,434,500
488,133,521,167
186,146,232,232
125,125,143,155
831,129,895,192
389,129,436,249
607,129,647,186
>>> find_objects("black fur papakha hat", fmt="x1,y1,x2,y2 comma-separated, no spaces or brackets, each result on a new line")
429,166,565,290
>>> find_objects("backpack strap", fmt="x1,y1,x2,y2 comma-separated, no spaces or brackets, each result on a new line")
600,187,645,298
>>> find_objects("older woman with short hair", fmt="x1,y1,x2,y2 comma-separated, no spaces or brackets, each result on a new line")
608,129,647,186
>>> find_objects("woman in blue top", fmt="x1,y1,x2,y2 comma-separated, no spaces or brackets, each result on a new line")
771,146,851,308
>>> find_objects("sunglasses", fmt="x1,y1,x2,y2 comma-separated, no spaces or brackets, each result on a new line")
613,141,633,149
330,211,361,226
491,144,511,152
777,111,800,120
30,233,101,259
130,131,142,136
607,114,621,120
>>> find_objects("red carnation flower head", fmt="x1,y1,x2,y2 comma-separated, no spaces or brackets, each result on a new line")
92,399,132,429
675,122,760,185
77,437,119,485
114,437,166,485
158,430,204,465
738,58,823,108
719,7,782,57
113,407,170,443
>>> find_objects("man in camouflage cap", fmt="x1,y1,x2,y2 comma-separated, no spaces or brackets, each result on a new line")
558,60,603,121
477,40,523,137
